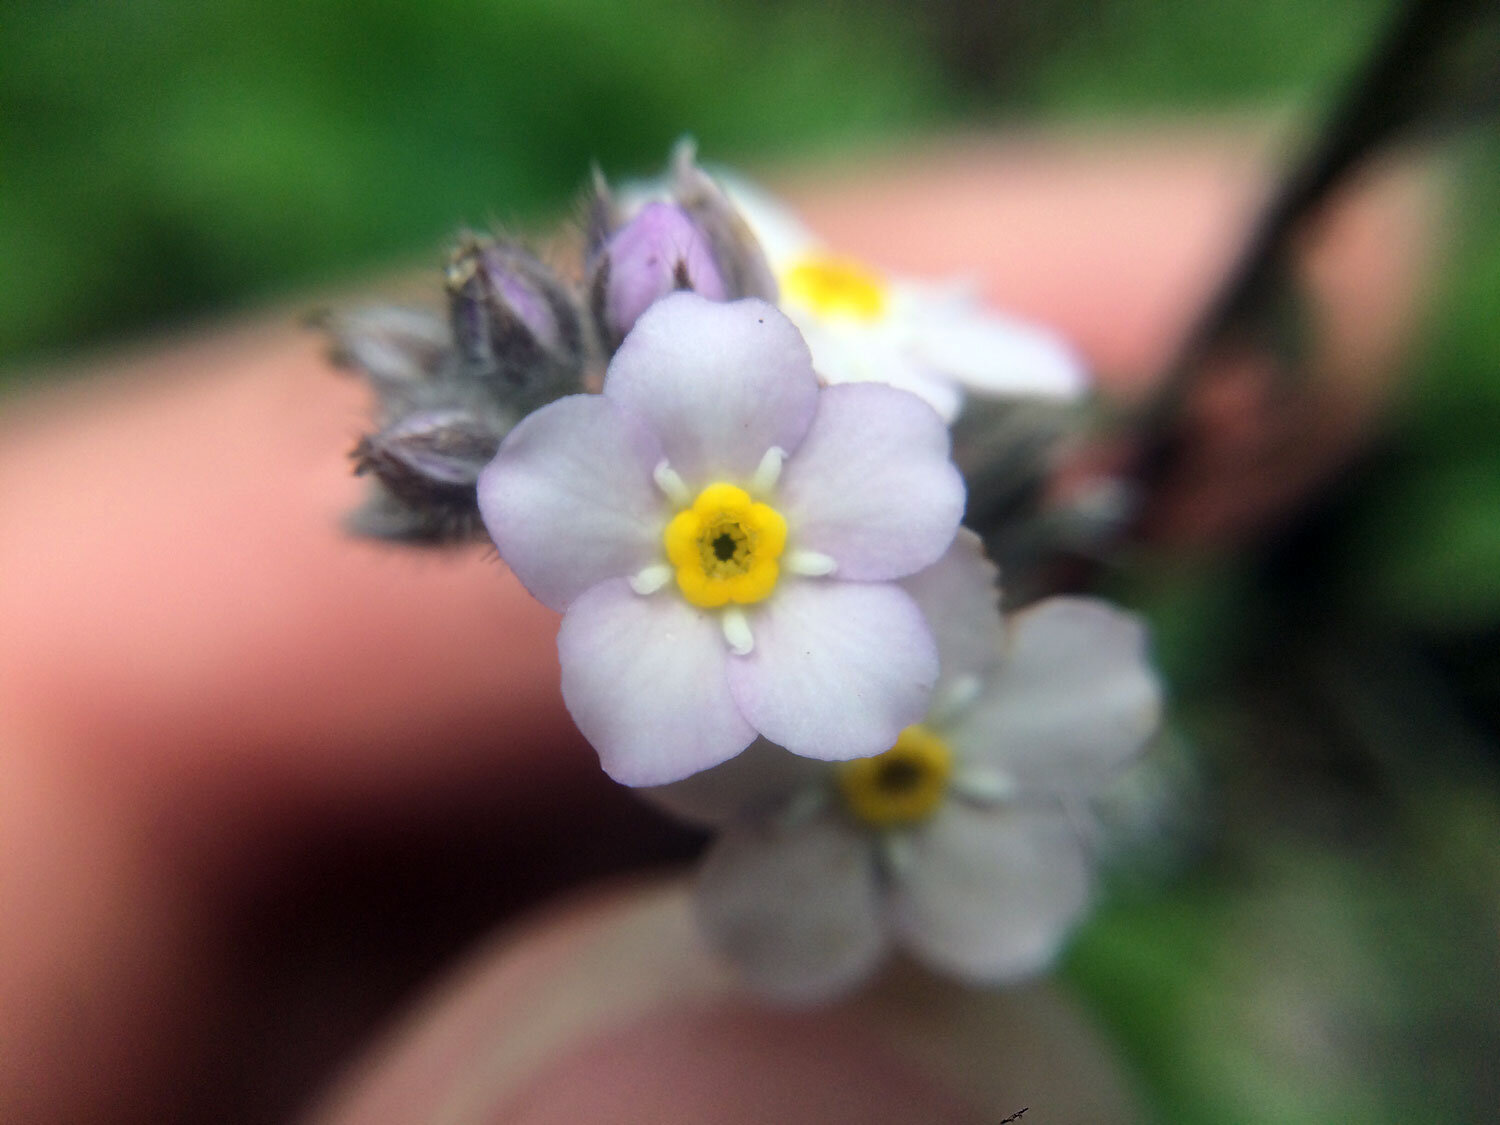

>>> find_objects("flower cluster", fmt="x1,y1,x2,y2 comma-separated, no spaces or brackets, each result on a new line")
330,143,1161,1002
327,147,774,542
479,293,964,785
649,532,1160,1000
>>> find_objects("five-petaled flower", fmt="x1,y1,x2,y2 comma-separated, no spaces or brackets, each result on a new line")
478,292,966,786
650,532,1161,1001
724,177,1091,422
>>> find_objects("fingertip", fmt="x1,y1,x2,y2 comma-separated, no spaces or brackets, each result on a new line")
311,879,1143,1125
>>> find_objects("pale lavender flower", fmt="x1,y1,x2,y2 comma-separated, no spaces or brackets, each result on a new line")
650,532,1161,1002
478,292,965,787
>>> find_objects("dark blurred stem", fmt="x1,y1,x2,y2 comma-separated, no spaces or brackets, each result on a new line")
1127,0,1500,496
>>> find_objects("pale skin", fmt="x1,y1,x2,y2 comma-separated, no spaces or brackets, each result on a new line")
0,126,1432,1123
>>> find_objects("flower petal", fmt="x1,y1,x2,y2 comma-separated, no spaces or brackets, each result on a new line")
478,395,663,612
909,301,1089,401
947,598,1161,793
899,529,1004,710
558,579,754,786
603,294,819,488
716,174,822,266
889,802,1091,982
728,579,938,761
777,383,964,580
695,814,886,1003
797,318,965,422
644,738,830,827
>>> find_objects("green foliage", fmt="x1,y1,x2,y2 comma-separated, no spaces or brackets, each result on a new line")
1340,138,1500,629
0,0,946,367
0,0,1398,370
1071,823,1500,1125
1021,0,1394,113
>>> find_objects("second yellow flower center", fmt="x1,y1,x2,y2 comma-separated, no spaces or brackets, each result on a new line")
780,254,889,321
836,725,953,828
664,483,787,608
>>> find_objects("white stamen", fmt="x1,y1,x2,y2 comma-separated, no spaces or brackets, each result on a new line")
652,459,691,506
721,607,754,655
951,767,1016,807
750,446,786,495
880,832,917,878
927,674,983,727
773,785,829,831
785,549,837,577
628,563,672,596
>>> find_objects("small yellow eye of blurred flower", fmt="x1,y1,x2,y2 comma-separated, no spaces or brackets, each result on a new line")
665,482,787,608
837,724,953,827
780,255,889,321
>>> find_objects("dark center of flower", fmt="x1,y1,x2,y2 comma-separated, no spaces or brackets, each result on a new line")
697,517,753,577
874,757,925,794
835,725,954,828
663,482,787,608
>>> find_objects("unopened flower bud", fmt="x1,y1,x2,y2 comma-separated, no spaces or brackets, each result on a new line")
589,201,727,348
322,305,452,389
347,406,504,541
445,236,586,395
666,138,778,305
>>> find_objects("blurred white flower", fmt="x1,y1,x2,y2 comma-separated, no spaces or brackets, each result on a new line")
651,532,1161,1001
724,175,1090,422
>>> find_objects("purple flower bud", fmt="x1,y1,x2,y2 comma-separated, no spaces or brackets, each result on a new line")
667,140,777,305
590,202,728,348
322,305,452,388
353,407,501,504
446,237,584,380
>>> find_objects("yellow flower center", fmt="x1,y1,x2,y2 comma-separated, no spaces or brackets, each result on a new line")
664,483,787,608
836,725,953,827
780,255,889,321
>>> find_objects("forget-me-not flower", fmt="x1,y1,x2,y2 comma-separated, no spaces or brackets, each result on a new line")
478,293,965,786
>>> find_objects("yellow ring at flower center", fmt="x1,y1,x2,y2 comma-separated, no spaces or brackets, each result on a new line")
780,255,889,321
837,725,953,827
664,482,787,608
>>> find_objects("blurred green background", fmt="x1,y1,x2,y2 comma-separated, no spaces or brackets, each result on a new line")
1,0,1393,373
5,1,1497,1122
